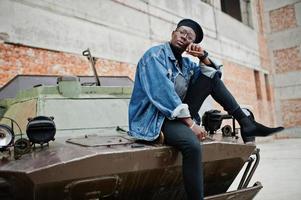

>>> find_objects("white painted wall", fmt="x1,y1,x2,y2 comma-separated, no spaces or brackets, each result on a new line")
0,0,262,69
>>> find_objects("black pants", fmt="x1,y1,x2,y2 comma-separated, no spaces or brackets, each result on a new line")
162,73,240,200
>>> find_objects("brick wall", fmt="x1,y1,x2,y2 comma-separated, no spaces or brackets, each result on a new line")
213,59,275,126
253,0,276,126
1,42,277,127
0,42,135,87
258,34,272,72
222,60,257,106
273,46,301,74
267,1,301,132
269,5,298,32
257,0,272,72
281,99,301,128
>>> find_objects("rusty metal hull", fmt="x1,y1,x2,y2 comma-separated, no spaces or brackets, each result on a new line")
0,136,257,200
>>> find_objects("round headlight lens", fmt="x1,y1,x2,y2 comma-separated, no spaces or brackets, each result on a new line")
0,124,14,151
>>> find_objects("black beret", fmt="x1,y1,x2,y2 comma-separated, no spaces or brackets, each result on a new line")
177,19,203,43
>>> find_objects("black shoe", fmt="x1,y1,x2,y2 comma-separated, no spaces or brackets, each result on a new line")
240,117,284,143
241,133,255,144
249,121,284,137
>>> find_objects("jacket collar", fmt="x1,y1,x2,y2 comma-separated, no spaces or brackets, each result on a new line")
164,42,176,61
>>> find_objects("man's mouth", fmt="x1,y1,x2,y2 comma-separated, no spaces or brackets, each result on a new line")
177,40,184,46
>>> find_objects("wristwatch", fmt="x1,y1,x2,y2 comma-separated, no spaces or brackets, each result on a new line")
198,50,208,61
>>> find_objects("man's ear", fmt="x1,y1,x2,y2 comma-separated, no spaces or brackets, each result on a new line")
171,30,175,37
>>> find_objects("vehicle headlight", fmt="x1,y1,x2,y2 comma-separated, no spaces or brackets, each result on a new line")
0,124,14,151
26,116,56,145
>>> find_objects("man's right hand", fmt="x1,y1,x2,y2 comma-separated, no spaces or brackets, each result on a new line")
191,124,207,141
179,117,207,141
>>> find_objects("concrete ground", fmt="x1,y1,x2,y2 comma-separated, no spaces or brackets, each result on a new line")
229,138,301,200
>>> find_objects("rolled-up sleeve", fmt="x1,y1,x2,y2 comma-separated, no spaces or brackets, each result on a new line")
139,55,190,119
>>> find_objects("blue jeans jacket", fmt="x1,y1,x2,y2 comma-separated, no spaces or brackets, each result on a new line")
128,42,206,141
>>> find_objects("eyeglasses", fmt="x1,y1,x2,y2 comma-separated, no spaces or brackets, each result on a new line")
175,28,196,42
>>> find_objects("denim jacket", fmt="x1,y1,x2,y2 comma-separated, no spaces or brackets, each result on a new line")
128,42,221,141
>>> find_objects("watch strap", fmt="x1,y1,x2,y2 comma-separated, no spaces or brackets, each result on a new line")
199,50,208,61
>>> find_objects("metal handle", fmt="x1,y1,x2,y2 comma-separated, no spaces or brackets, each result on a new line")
238,148,260,189
82,48,101,86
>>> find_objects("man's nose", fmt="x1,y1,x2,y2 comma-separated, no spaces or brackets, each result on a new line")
181,33,188,40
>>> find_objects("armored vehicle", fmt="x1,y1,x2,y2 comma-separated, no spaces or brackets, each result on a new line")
0,51,262,199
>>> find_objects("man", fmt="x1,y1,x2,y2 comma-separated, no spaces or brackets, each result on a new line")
128,19,284,200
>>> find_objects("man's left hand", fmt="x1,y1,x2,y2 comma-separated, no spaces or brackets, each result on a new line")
186,43,211,65
186,43,205,58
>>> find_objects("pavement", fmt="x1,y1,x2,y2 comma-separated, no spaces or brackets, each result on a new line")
229,138,301,200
